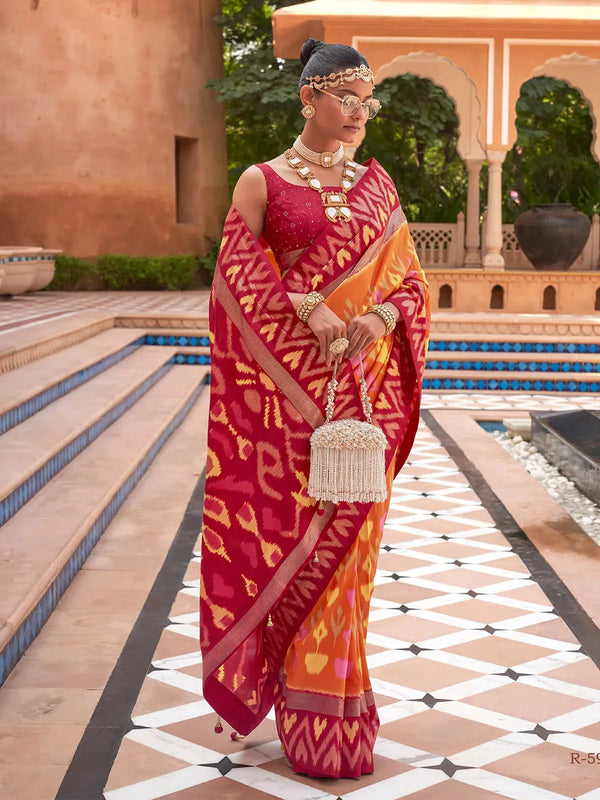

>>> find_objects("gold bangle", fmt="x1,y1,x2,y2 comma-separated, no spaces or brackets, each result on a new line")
296,291,325,322
367,303,396,336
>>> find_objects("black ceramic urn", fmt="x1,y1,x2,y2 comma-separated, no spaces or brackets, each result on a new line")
514,204,591,271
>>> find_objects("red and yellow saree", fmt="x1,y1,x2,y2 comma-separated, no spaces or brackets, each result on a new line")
200,160,430,778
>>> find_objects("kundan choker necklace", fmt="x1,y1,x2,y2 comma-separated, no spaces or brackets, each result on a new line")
285,148,358,222
293,136,344,168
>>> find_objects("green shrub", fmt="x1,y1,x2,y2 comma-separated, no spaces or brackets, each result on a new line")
96,254,197,291
48,253,207,291
197,238,221,281
50,255,98,290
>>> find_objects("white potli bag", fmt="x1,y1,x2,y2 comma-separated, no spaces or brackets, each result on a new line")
308,355,388,504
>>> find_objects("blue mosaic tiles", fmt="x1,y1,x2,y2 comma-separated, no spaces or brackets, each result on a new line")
0,338,145,436
173,354,211,365
143,334,211,365
423,378,600,392
144,334,210,347
0,359,171,529
0,376,209,688
6,255,40,264
425,339,600,391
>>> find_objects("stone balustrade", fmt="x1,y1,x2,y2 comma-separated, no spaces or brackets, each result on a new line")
411,213,600,271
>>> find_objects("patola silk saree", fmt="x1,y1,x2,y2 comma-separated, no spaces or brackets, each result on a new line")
200,160,430,778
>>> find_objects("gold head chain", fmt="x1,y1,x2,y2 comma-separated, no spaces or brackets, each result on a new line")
305,65,373,91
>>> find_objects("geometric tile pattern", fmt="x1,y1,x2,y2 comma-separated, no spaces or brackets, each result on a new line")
422,376,600,392
0,378,209,688
0,291,211,331
426,339,600,393
144,334,211,348
428,341,600,355
102,420,600,800
427,357,600,373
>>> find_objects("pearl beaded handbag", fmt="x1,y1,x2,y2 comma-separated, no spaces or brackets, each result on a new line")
308,356,388,504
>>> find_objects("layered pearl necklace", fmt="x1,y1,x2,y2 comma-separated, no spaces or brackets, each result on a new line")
284,143,358,222
292,136,344,168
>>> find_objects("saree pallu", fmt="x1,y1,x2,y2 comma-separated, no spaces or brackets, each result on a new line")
200,160,430,778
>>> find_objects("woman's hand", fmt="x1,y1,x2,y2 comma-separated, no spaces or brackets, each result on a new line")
306,303,348,367
345,303,400,360
288,292,347,366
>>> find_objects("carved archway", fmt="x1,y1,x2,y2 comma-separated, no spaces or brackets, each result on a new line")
514,54,600,163
375,52,485,161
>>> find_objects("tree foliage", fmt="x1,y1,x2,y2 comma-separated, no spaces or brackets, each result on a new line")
208,5,600,224
208,0,307,192
503,77,600,222
358,75,467,222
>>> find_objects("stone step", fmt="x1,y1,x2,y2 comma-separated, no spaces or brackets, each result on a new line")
426,351,599,375
0,328,146,434
429,312,600,341
0,364,208,686
426,349,600,364
426,367,600,382
0,346,181,526
141,331,210,346
428,338,599,354
423,370,599,394
0,311,114,374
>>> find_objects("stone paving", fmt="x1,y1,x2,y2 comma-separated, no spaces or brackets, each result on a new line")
98,423,600,800
0,291,211,331
0,292,599,800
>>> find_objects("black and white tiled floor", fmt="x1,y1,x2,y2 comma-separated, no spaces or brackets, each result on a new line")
93,423,600,800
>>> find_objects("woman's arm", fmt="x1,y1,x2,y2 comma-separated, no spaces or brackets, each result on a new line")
231,166,268,239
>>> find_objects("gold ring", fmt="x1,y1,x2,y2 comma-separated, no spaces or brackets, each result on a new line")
329,337,349,356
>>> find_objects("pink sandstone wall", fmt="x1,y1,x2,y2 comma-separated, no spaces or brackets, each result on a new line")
0,0,228,257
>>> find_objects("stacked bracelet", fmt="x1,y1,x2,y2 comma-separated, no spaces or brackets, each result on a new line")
297,291,325,322
367,304,396,336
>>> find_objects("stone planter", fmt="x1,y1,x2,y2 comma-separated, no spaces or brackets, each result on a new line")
0,247,41,295
514,204,591,271
29,249,61,291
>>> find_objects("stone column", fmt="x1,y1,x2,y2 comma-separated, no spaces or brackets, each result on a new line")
463,159,483,266
483,150,507,269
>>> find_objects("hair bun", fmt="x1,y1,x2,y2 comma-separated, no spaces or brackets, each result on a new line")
300,38,326,66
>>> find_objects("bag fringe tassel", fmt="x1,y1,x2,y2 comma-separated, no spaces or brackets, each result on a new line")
308,355,388,504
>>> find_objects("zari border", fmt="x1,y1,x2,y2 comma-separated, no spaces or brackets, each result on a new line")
280,672,376,717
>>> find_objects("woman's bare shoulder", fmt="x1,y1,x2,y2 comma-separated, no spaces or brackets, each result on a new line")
234,164,267,193
232,166,268,238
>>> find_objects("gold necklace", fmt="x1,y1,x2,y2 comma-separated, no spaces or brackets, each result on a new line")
284,148,358,222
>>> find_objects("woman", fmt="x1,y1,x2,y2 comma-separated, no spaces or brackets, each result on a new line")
200,38,430,779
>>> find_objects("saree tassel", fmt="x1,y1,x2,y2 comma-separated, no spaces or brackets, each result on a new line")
231,731,246,741
312,550,319,564
267,614,274,627
214,716,223,734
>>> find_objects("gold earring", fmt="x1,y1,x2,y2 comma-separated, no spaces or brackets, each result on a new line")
301,104,316,119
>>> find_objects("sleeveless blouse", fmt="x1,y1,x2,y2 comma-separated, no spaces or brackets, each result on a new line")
257,163,339,271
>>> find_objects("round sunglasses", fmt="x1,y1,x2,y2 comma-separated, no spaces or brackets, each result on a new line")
317,88,381,120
